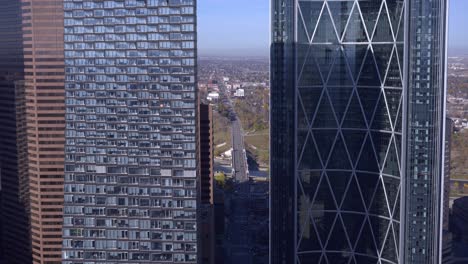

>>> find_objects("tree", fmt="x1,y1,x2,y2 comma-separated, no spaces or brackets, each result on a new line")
214,172,227,188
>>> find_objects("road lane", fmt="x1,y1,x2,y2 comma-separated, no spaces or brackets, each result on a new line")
231,118,248,182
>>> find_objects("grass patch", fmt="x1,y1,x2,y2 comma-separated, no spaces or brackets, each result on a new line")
245,130,269,167
231,88,270,167
451,130,468,179
245,131,269,150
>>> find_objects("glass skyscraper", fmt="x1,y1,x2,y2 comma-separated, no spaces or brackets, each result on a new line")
1,0,65,263
61,0,198,263
0,1,29,262
270,0,448,263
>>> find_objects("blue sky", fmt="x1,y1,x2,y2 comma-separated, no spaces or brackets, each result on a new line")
448,0,468,54
198,0,269,57
199,0,468,57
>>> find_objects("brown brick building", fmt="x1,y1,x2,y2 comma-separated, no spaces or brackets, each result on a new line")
197,103,215,264
0,0,65,263
198,103,214,206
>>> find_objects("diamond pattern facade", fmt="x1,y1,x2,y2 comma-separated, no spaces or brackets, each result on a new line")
295,1,404,263
272,0,448,263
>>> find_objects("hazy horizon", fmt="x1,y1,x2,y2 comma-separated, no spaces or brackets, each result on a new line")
199,0,468,58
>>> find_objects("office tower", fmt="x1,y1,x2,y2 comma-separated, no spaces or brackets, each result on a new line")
0,1,30,261
0,0,65,263
61,0,198,263
270,1,448,263
198,103,215,264
24,0,66,263
402,1,448,262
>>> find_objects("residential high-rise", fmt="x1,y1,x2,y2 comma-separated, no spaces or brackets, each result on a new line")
0,0,65,263
270,1,448,263
61,0,198,263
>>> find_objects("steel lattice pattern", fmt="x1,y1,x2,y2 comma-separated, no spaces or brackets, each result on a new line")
295,1,404,263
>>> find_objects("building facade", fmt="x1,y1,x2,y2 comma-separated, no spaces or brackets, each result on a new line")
0,1,30,260
270,0,448,263
402,1,448,263
23,0,66,262
61,0,198,263
198,103,213,206
197,103,215,264
1,0,65,263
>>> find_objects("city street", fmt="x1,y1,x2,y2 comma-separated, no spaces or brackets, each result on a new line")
216,78,249,182
201,61,269,264
224,181,268,264
225,186,253,264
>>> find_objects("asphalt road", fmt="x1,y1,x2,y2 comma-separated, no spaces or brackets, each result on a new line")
225,184,253,264
231,117,248,182
216,79,248,181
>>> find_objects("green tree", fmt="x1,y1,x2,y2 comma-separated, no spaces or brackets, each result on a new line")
214,172,227,188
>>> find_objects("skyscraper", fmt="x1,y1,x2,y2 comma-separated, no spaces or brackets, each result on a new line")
198,103,213,206
270,1,448,263
197,103,216,264
0,1,30,262
61,0,198,263
23,0,66,262
0,0,30,259
0,0,65,263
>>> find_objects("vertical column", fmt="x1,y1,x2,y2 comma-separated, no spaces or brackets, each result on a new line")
270,0,296,263
402,0,448,263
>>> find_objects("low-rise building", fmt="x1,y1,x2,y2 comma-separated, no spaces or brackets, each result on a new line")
234,89,245,97
207,92,220,102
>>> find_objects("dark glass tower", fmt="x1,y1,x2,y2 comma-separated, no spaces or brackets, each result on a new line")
270,0,448,263
0,2,29,262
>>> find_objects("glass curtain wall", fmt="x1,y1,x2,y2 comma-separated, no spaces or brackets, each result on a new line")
62,0,198,263
402,0,448,263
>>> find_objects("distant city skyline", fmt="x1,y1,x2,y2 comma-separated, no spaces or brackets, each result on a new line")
199,0,468,57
